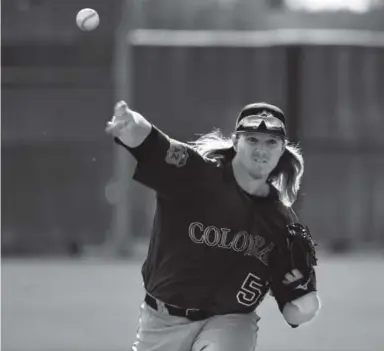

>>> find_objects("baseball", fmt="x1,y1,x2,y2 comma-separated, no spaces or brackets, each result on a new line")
76,8,100,31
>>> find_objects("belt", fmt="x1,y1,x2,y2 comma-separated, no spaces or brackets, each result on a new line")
144,294,211,321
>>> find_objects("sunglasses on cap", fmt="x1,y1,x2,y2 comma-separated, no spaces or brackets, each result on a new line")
236,113,286,136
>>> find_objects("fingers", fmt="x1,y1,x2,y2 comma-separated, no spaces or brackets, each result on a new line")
283,269,303,285
114,100,128,118
105,100,131,136
105,119,128,135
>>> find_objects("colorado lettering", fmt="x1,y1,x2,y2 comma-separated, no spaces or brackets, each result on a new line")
218,228,232,249
204,226,221,246
188,222,205,243
232,231,248,252
188,222,274,265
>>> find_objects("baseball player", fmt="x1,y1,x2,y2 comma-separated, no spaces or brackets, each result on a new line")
106,101,320,351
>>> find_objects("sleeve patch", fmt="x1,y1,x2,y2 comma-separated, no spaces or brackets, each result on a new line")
165,141,189,167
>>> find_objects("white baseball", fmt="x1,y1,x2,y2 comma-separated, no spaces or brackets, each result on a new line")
76,8,100,31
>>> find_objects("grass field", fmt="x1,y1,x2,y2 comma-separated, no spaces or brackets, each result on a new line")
2,252,384,351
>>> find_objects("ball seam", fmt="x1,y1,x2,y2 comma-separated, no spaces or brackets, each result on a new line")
80,12,98,31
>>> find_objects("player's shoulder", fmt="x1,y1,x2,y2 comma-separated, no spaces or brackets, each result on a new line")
185,142,225,169
163,138,219,169
275,201,298,226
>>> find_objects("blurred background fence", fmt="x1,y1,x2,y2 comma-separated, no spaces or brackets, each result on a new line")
2,0,384,256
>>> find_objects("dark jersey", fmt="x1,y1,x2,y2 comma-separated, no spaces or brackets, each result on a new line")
115,125,293,315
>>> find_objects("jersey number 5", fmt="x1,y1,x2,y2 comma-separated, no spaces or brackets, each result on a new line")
236,273,265,306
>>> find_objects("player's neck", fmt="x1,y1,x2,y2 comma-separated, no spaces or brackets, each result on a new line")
231,159,270,197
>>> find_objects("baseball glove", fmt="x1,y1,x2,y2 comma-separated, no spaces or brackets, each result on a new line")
269,222,318,312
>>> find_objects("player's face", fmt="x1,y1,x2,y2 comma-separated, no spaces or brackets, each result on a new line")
234,132,285,180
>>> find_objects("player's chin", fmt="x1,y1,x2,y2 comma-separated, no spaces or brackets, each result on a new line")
249,164,271,178
249,170,269,180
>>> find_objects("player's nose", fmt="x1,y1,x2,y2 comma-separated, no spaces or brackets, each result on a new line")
253,146,269,158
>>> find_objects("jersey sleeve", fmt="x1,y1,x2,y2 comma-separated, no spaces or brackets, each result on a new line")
114,125,216,198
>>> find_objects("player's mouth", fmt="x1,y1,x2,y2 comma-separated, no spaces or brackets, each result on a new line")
253,159,267,163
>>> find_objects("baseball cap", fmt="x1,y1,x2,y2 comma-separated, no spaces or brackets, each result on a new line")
235,102,286,137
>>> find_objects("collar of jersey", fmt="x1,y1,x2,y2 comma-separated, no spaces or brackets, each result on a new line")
222,160,279,202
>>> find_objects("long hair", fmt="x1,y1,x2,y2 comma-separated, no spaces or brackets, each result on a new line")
188,129,304,207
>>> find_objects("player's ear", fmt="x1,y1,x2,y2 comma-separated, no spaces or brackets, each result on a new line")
232,133,239,152
280,138,286,156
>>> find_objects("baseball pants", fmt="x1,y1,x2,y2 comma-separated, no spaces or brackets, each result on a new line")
132,300,260,351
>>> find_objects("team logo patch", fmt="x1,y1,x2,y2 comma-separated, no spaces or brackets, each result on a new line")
165,141,189,167
260,110,275,118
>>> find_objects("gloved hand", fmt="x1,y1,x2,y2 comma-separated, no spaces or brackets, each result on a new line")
269,222,318,312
